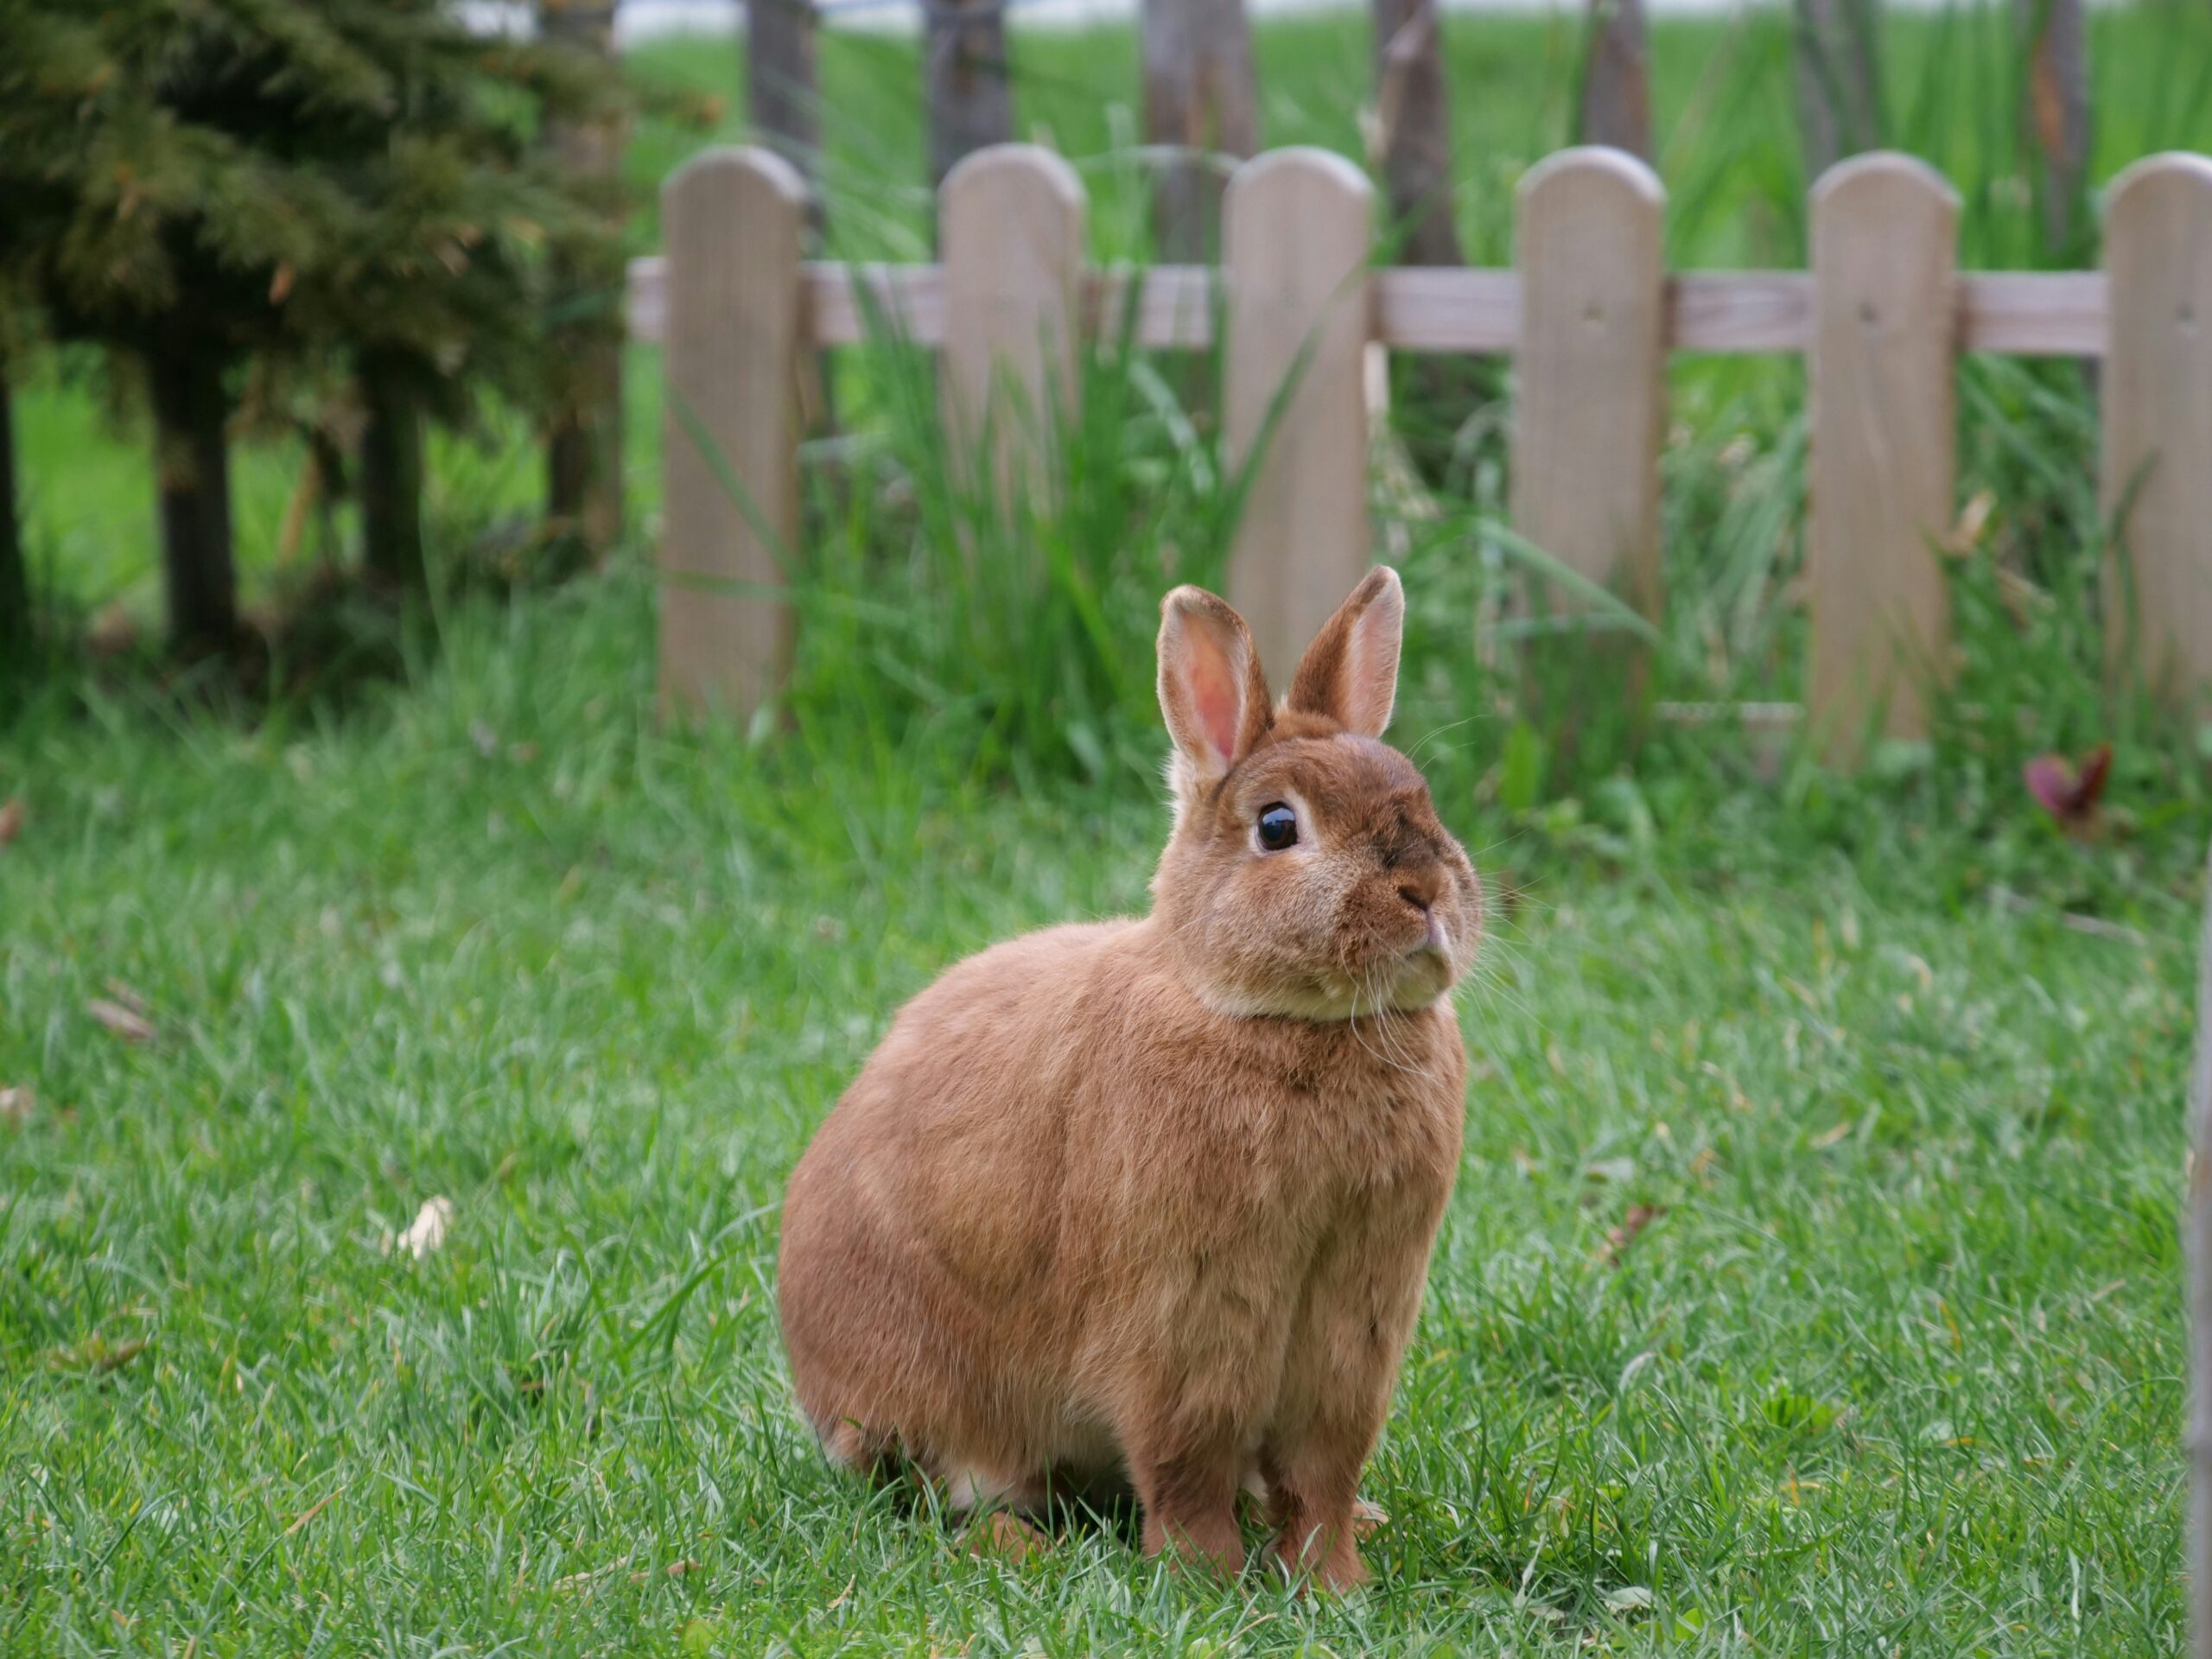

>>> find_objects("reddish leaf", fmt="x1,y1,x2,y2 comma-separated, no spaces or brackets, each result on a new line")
2024,743,2112,830
0,798,22,846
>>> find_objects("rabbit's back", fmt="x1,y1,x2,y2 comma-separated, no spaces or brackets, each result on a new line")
778,919,1145,1478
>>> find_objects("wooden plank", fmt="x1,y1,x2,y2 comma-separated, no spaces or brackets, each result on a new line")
628,258,2113,359
1371,268,1520,352
1511,147,1667,620
939,145,1088,507
1960,271,2104,354
658,148,805,722
2102,153,2212,709
1090,264,1214,349
1807,151,1959,762
1670,272,1808,352
1222,148,1375,684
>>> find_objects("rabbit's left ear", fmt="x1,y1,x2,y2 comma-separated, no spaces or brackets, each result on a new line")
1287,567,1404,738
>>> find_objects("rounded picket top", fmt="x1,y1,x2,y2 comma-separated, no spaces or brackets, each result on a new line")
1224,145,1373,243
1516,144,1664,215
1810,149,1961,231
2104,149,2212,224
662,143,809,222
939,142,1086,222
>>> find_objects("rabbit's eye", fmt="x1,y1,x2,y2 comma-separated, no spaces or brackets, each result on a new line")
1256,803,1299,852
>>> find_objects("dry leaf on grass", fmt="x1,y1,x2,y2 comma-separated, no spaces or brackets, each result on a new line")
0,1087,32,1128
0,798,23,847
86,998,156,1044
964,1512,1046,1564
1597,1204,1668,1268
385,1196,456,1258
44,1335,149,1374
103,980,152,1015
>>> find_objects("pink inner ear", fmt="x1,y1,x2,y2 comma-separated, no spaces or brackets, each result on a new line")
1192,656,1242,767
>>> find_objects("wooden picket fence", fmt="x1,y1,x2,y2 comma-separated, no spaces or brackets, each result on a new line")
626,142,2212,762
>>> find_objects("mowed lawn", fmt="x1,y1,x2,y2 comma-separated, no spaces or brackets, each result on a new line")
0,577,2198,1654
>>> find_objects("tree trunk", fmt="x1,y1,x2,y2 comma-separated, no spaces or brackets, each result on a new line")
1792,0,1883,180
925,0,1013,192
2018,0,2090,257
1372,0,1464,268
1580,0,1652,160
0,361,28,668
359,359,426,592
146,341,238,653
1141,0,1257,261
748,0,820,178
542,0,625,554
2190,839,2212,1659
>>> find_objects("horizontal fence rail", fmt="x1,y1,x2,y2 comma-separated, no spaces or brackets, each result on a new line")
626,263,2113,359
632,142,2212,765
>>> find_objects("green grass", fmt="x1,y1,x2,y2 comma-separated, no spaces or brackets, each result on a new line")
6,3,2212,1650
1,570,2203,1653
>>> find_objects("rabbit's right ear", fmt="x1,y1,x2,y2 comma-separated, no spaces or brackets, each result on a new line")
1158,587,1271,794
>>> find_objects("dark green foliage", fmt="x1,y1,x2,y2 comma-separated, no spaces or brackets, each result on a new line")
0,0,627,634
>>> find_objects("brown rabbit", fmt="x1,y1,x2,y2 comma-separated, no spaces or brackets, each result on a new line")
777,568,1478,1592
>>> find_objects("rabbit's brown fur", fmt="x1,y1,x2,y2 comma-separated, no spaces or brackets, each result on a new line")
778,569,1478,1591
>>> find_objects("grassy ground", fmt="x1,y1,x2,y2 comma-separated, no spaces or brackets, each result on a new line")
6,3,2212,1652
2,569,2203,1654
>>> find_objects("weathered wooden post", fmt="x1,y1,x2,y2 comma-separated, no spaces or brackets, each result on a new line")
2101,154,2212,714
1142,0,1257,260
658,149,807,722
1222,149,1374,686
1371,0,1462,269
939,145,1087,511
543,0,626,554
925,0,1014,192
1792,0,1883,177
1579,0,1653,160
1805,152,1958,763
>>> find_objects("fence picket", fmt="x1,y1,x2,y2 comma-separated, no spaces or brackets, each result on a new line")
1223,149,1374,686
940,145,1087,512
658,148,806,722
1511,148,1667,642
2102,153,2212,711
1807,151,1958,762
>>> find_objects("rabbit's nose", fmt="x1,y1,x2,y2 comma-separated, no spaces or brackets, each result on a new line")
1396,867,1444,913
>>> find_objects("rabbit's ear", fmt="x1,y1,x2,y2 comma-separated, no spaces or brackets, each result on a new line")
1287,566,1404,738
1158,587,1271,787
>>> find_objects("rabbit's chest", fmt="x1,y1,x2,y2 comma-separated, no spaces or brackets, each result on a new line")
1219,1033,1463,1217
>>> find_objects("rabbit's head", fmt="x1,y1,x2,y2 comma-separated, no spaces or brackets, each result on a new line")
1151,569,1481,1020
